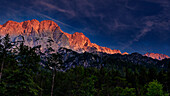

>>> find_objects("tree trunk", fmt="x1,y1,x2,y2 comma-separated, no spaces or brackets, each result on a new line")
40,73,43,96
0,54,5,81
51,66,56,96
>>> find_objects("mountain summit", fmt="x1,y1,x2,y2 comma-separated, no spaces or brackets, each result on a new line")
144,53,170,60
0,19,121,54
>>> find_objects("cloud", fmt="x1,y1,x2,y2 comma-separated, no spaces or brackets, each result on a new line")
113,19,129,29
37,1,76,16
125,0,137,10
34,0,103,19
121,0,170,51
134,28,151,41
145,21,154,27
122,27,152,50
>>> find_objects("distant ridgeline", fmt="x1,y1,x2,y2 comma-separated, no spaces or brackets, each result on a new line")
58,47,170,71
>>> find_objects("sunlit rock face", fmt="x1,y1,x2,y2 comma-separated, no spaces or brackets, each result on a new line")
0,19,121,54
122,52,128,55
65,32,121,54
144,53,170,60
0,19,69,51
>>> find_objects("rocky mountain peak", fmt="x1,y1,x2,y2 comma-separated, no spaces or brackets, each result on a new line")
30,19,40,23
123,52,128,55
2,20,19,27
38,20,59,33
0,19,121,55
144,52,170,60
0,19,61,35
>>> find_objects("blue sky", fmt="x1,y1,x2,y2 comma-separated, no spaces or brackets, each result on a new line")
0,0,170,56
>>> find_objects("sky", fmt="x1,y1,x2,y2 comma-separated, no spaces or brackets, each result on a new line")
0,0,170,56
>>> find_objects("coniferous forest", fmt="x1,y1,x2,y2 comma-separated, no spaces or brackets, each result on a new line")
0,34,170,96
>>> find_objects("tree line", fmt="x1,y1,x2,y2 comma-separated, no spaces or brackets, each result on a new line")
0,34,169,96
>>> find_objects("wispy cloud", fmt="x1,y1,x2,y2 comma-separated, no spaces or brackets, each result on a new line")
125,0,137,10
38,1,76,16
113,19,129,29
122,27,152,50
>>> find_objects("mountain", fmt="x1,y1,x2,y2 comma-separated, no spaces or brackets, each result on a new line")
0,19,169,60
58,47,169,70
0,19,121,54
144,53,170,60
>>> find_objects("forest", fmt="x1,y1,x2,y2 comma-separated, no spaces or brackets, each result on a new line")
0,34,170,96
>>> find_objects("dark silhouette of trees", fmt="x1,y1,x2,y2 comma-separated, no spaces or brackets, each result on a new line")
0,34,169,96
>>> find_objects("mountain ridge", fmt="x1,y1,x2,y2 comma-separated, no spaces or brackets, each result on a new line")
0,19,121,54
0,19,169,60
144,52,170,60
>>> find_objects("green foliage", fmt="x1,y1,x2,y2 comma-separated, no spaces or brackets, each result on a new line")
145,80,164,96
113,87,136,96
71,75,97,96
0,35,41,96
